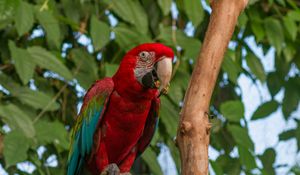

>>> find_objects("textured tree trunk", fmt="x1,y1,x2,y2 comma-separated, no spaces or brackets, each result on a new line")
176,0,248,174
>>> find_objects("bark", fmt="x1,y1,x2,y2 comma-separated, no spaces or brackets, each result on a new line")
176,0,248,174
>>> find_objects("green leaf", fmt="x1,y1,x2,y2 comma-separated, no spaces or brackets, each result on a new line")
183,0,204,27
228,124,254,151
71,48,98,89
246,52,266,82
238,145,257,170
159,96,179,136
279,129,295,141
158,26,201,60
238,12,248,28
111,0,148,34
105,63,119,77
251,100,279,120
90,15,110,51
222,50,241,84
283,42,296,63
8,41,35,84
259,148,276,175
36,9,61,48
283,16,297,41
114,24,151,51
35,120,69,149
4,130,30,167
157,0,172,16
13,88,60,111
210,160,223,175
141,148,163,175
287,11,300,22
264,18,284,54
215,155,241,175
14,1,34,36
0,104,35,138
220,100,244,122
0,0,19,28
28,46,73,81
267,72,283,96
251,21,265,42
282,83,299,119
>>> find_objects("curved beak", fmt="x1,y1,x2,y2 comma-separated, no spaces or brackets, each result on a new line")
156,57,172,94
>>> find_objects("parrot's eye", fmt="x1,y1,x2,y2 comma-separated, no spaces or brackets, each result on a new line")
139,51,150,61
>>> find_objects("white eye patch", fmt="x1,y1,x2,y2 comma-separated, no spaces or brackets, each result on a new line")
138,51,155,62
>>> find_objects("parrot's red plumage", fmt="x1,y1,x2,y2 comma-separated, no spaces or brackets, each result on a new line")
67,43,174,175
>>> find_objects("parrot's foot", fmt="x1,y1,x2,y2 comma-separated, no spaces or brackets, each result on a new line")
100,163,120,175
120,173,132,175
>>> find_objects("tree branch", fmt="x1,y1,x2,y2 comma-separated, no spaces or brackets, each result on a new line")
176,0,248,174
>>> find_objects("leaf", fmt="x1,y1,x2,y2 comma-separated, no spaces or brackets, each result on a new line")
264,18,284,54
0,0,19,28
267,72,283,96
36,9,61,48
283,16,297,41
111,0,148,34
141,148,163,175
222,51,241,84
13,88,60,111
159,96,179,136
14,1,34,36
183,0,204,27
282,83,299,119
259,148,276,175
220,100,244,122
35,120,69,150
215,155,241,175
279,129,295,141
4,130,30,167
158,26,201,60
238,145,257,170
251,21,265,42
283,42,296,63
0,104,35,138
246,52,266,82
114,24,151,51
228,124,254,151
0,72,21,92
71,48,98,89
105,63,119,77
28,46,73,81
90,15,110,51
8,41,35,84
210,160,223,175
287,11,300,22
251,100,279,120
157,0,172,16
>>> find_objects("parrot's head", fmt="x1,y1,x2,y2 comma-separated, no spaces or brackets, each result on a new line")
113,43,174,100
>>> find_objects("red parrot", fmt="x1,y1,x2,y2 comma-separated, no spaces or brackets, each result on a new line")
67,43,174,175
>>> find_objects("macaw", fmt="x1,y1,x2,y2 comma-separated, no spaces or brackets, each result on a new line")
67,43,174,175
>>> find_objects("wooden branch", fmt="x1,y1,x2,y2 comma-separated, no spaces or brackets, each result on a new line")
176,0,248,174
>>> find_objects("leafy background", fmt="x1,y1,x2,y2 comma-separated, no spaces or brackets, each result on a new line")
0,0,300,174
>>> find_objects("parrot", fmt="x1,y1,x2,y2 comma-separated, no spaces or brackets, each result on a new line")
67,43,174,175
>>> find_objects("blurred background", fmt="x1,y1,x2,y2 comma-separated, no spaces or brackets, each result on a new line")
0,0,299,174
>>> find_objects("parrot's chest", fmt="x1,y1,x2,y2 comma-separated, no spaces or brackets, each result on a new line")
100,91,152,163
104,91,152,129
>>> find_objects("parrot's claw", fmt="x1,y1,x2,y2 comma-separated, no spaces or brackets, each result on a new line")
100,163,120,175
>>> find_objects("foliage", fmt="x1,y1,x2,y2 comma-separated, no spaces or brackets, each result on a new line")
0,0,299,174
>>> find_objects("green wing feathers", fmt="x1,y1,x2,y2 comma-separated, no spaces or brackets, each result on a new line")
67,79,114,175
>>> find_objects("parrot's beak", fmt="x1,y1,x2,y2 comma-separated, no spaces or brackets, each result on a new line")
156,57,172,95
